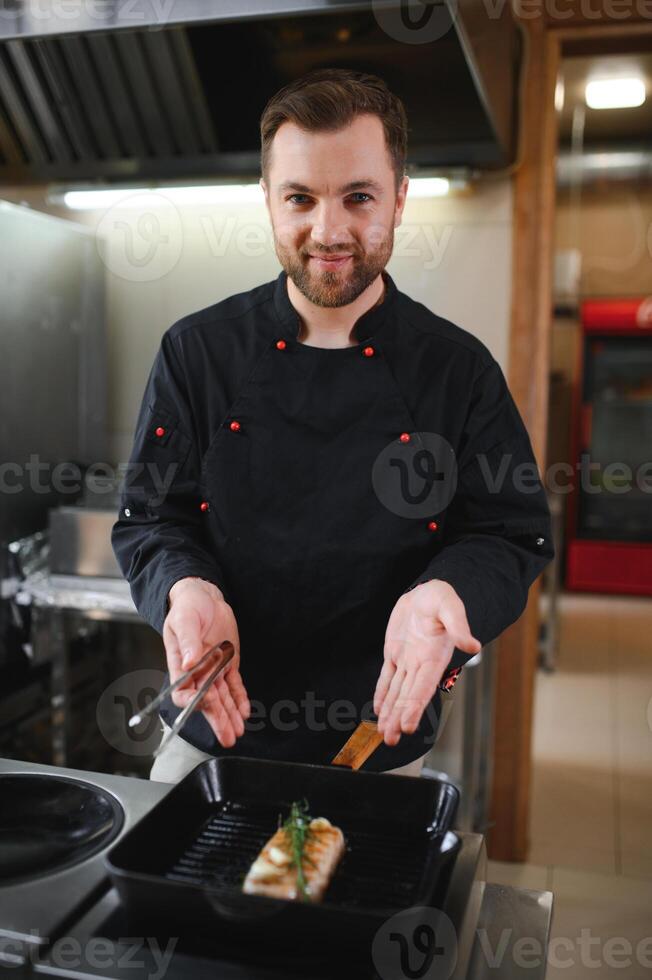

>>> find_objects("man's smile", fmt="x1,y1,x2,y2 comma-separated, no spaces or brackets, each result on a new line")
308,254,354,270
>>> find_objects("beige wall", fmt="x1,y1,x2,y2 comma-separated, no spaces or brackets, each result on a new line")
556,182,652,299
1,179,513,465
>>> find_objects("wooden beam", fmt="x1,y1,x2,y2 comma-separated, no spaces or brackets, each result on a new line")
487,19,560,862
543,0,652,29
551,18,652,42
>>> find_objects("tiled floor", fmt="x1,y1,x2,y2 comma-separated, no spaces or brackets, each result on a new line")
487,593,652,978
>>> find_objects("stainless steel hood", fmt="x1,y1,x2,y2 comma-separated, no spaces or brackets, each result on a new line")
0,0,521,183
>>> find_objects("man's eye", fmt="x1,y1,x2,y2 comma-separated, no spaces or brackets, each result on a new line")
288,194,310,205
350,193,372,203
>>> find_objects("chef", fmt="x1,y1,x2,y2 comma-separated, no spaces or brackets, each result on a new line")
112,68,553,783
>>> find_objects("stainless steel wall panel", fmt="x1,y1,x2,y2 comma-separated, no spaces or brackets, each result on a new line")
0,202,106,545
49,509,121,577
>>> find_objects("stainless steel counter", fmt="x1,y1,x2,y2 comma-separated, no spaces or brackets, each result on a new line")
15,573,137,618
13,573,140,767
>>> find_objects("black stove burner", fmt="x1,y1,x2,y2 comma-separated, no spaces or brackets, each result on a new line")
0,773,124,884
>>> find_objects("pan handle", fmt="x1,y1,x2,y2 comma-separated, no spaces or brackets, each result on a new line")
330,719,384,770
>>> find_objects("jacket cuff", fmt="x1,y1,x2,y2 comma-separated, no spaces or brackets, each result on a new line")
141,567,229,636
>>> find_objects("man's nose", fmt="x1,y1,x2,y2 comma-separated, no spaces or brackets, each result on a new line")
309,201,352,247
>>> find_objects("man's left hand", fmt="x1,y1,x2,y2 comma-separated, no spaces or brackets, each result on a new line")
373,580,481,746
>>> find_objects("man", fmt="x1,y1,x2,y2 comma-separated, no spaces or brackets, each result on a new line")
112,68,553,783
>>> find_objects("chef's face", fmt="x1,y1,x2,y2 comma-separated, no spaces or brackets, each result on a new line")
260,114,408,308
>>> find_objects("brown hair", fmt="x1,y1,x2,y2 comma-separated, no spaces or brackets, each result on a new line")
260,68,408,194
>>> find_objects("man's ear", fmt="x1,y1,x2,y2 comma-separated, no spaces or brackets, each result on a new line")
259,176,269,209
395,174,409,228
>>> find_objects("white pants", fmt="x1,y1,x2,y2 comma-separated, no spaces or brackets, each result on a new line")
149,719,427,783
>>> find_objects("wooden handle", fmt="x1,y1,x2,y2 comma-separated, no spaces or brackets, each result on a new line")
330,720,384,770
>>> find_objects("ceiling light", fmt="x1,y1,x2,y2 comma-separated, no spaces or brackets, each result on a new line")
585,77,646,110
55,183,266,210
408,177,451,197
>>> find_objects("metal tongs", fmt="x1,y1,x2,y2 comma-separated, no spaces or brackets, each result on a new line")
129,639,235,757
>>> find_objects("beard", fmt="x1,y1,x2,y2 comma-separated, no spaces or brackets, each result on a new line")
273,226,394,308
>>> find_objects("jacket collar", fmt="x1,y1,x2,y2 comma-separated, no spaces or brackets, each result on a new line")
272,268,397,345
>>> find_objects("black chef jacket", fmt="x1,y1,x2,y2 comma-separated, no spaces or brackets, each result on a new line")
111,268,554,771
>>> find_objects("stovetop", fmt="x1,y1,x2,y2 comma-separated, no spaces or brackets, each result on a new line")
0,757,552,980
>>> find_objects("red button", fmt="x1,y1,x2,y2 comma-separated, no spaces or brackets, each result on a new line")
362,346,375,358
428,521,438,532
229,420,241,432
399,432,411,443
200,501,209,512
276,339,287,350
155,426,165,437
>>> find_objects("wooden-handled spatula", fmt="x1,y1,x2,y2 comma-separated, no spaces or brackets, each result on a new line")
330,719,385,770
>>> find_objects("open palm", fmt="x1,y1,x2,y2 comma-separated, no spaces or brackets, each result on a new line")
373,580,481,746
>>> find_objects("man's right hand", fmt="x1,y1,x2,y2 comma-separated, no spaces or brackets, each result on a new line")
162,577,250,748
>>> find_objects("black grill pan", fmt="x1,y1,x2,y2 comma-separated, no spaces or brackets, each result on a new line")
105,755,460,969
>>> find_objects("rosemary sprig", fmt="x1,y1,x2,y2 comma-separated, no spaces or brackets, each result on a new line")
278,798,317,901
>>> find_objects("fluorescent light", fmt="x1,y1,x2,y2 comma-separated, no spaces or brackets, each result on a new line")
59,183,265,210
408,177,450,197
585,77,646,110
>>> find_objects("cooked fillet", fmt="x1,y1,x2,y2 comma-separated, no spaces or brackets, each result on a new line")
242,816,345,902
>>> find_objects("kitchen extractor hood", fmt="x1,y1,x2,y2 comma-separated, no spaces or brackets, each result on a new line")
0,0,521,184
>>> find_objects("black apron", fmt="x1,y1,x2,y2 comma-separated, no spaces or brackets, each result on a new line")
159,272,449,770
